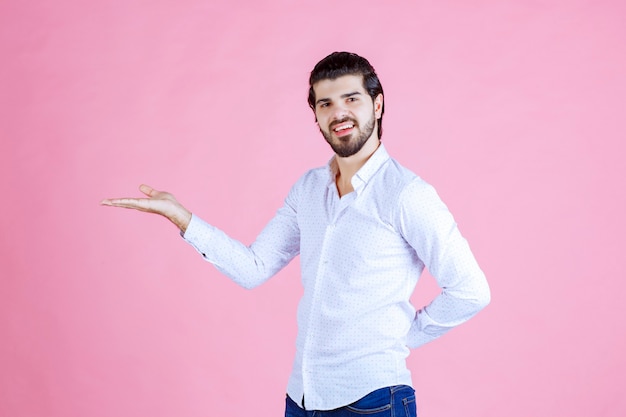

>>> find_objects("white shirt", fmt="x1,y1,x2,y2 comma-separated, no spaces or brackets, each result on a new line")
183,144,490,411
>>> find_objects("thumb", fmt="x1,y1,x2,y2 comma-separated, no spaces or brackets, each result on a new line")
139,184,156,197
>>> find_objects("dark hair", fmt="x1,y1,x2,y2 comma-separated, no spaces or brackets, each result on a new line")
308,52,385,139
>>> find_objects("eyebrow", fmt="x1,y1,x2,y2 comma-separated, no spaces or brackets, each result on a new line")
315,91,362,106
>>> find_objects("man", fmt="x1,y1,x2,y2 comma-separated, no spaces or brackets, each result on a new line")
101,52,490,416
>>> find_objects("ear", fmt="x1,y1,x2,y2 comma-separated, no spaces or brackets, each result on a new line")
374,94,383,119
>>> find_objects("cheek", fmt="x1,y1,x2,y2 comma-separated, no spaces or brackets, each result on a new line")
316,114,330,127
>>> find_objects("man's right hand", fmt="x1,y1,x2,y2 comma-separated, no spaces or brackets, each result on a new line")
100,184,193,233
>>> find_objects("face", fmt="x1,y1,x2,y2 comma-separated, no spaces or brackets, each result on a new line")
312,74,383,158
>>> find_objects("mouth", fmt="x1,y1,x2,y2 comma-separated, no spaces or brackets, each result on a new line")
331,121,356,138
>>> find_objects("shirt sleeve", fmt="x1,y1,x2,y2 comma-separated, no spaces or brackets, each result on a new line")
397,179,491,348
182,183,301,289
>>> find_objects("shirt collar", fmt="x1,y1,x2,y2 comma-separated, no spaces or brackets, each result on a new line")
326,143,390,193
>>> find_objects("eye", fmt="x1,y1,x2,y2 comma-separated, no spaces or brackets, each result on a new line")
319,102,330,108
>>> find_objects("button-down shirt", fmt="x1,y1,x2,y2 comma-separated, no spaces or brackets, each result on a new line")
183,144,490,411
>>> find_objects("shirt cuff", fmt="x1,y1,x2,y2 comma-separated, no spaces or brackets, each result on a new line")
181,213,217,259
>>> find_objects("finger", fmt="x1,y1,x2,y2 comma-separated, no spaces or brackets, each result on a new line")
139,184,157,197
101,197,136,206
100,197,152,211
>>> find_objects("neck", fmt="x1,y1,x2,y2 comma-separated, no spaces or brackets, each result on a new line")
334,136,380,196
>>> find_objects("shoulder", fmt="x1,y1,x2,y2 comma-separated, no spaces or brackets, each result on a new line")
378,157,450,224
381,157,419,184
378,157,435,200
283,164,330,205
292,164,330,190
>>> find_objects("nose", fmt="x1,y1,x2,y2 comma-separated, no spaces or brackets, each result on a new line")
332,103,349,121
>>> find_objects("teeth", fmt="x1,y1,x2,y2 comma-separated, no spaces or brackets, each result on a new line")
334,124,354,132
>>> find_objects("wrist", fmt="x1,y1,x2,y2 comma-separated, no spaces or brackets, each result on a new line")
171,206,192,234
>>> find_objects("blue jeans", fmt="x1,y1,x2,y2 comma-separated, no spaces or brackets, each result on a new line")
285,385,417,417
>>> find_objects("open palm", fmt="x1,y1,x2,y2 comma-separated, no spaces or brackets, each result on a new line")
101,184,192,232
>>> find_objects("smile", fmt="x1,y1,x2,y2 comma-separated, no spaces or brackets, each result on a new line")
333,122,355,132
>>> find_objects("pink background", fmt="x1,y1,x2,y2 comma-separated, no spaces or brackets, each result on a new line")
2,1,625,416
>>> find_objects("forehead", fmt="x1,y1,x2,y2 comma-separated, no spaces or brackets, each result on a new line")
312,74,367,99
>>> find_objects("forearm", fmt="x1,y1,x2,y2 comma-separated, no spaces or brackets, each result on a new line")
183,211,300,289
398,179,491,349
407,273,490,348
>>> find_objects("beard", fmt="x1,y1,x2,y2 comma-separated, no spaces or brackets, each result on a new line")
320,112,376,158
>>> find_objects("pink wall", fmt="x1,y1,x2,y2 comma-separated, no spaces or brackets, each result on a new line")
2,1,625,416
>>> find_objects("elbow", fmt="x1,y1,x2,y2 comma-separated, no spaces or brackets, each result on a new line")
478,289,491,311
236,258,276,290
230,270,273,290
473,279,491,312
217,267,270,290
456,276,490,315
226,274,265,290
238,279,264,290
